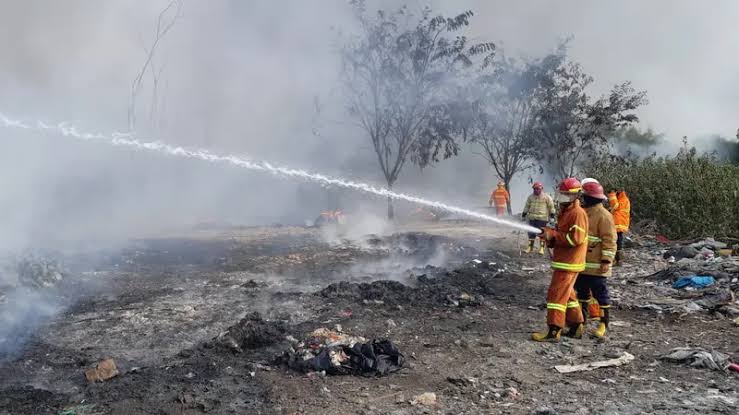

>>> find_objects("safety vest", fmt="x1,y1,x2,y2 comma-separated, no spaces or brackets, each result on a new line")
549,199,589,272
582,204,618,277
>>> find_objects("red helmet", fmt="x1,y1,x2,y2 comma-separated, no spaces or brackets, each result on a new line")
582,181,606,200
558,177,582,193
532,182,544,190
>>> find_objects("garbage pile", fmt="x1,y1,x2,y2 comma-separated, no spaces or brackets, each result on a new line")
660,347,737,373
284,327,404,376
212,312,287,353
633,238,739,315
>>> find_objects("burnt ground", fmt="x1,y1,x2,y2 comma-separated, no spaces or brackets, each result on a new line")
0,222,737,415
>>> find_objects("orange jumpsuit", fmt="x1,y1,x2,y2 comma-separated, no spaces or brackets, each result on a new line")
543,199,589,328
490,186,510,216
612,191,631,233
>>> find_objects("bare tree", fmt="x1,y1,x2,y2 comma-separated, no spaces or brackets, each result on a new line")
341,1,494,218
467,57,552,213
128,0,183,133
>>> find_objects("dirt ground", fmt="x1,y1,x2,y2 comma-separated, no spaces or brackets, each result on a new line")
1,221,737,415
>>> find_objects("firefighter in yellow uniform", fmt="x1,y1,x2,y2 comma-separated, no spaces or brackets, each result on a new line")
575,180,617,338
522,182,556,254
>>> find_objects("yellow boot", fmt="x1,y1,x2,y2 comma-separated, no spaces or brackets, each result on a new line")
593,322,607,338
531,326,561,342
564,323,585,339
538,242,546,255
524,240,534,254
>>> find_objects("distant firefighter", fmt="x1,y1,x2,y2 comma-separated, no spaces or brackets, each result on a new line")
608,188,631,266
314,209,345,227
489,181,510,216
521,182,555,255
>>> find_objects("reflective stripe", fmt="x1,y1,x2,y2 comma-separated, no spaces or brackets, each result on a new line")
615,225,628,230
547,303,566,312
551,262,586,271
566,301,580,309
588,236,602,242
585,262,602,269
602,250,615,257
600,305,611,309
622,209,631,213
589,298,599,305
566,234,576,246
570,225,587,233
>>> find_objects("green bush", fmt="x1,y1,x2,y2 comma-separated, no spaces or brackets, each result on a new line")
584,147,739,239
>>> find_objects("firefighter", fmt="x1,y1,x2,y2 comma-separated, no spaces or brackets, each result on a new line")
608,188,631,266
532,178,588,342
575,180,616,338
521,182,555,254
489,181,510,216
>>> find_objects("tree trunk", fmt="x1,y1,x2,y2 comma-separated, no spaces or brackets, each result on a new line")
505,179,513,215
387,196,394,220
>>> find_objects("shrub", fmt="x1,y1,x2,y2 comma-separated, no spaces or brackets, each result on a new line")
584,147,739,239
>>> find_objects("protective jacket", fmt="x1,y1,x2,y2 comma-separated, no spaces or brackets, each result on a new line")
546,199,589,272
490,187,510,208
582,204,617,277
611,191,631,233
523,193,555,221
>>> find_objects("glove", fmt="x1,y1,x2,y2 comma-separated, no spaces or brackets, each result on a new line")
521,212,527,219
549,213,555,220
600,261,611,274
541,227,554,242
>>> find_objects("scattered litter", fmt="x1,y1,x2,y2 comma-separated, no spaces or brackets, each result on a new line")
660,347,731,372
672,276,715,289
84,359,119,383
554,352,635,374
411,392,437,406
659,376,670,383
57,403,100,415
610,321,631,328
285,328,404,376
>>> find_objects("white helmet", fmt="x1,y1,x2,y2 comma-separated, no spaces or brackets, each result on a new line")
581,177,600,186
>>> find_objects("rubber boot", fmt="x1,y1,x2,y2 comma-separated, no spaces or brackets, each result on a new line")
594,308,609,338
563,322,584,339
613,251,622,267
531,325,561,342
524,240,534,254
538,239,546,255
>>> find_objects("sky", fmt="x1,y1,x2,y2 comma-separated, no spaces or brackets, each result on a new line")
0,0,737,250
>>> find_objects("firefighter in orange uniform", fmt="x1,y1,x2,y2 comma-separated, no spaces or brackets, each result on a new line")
489,181,510,216
608,188,631,265
532,178,588,342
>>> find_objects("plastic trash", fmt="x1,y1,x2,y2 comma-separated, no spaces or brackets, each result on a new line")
672,275,715,289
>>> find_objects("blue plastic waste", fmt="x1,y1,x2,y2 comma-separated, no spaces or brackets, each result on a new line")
672,275,715,289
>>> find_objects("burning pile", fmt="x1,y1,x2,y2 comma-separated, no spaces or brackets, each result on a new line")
285,327,404,376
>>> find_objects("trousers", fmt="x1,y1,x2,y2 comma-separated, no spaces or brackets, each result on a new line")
574,274,611,319
528,219,548,240
546,270,584,328
495,206,506,216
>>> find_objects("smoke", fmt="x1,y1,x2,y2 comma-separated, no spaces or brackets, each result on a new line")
1,0,737,356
